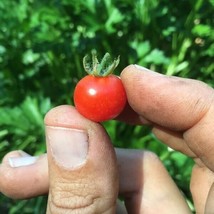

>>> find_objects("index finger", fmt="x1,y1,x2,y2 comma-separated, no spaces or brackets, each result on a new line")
120,65,214,170
120,65,214,131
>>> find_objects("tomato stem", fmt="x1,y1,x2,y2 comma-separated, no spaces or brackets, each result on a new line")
83,50,120,77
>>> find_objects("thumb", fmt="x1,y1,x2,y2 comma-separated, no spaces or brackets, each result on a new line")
44,105,118,214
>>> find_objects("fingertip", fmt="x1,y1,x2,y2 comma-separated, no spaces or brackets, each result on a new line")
121,64,161,80
120,64,135,76
119,65,164,125
120,65,138,83
120,65,163,103
44,105,99,132
1,150,31,164
44,105,81,127
0,153,48,199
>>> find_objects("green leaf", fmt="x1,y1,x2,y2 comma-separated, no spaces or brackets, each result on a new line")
130,41,151,58
144,49,170,65
209,0,214,6
192,24,213,37
105,8,124,33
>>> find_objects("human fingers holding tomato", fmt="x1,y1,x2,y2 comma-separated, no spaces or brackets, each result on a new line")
119,65,214,213
0,62,213,213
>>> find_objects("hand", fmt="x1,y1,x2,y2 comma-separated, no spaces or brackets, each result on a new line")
0,64,213,213
0,105,190,213
119,65,214,213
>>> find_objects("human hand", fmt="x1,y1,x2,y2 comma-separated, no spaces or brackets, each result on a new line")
1,64,213,213
119,65,214,213
0,104,190,213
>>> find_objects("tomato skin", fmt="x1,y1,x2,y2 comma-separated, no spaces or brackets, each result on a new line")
74,75,127,122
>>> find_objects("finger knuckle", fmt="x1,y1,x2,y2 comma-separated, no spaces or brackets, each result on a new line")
48,181,101,214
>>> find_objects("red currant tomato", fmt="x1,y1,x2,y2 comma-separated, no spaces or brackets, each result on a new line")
74,74,127,122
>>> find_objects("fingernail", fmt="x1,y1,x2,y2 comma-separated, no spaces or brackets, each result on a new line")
134,64,162,76
46,126,88,169
9,156,38,168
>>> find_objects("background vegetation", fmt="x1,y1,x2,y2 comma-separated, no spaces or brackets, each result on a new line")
0,0,214,213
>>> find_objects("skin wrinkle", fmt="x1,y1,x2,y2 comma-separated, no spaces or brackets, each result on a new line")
49,191,115,214
183,103,214,171
49,181,102,212
180,85,214,167
164,78,213,131
48,199,94,214
49,170,100,209
50,172,117,213
185,94,212,129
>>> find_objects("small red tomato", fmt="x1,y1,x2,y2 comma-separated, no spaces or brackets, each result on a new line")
74,51,127,122
74,74,126,122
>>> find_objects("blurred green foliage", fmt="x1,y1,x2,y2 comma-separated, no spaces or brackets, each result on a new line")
0,0,213,212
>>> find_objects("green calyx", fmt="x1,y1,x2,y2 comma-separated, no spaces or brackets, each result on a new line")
83,50,120,77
